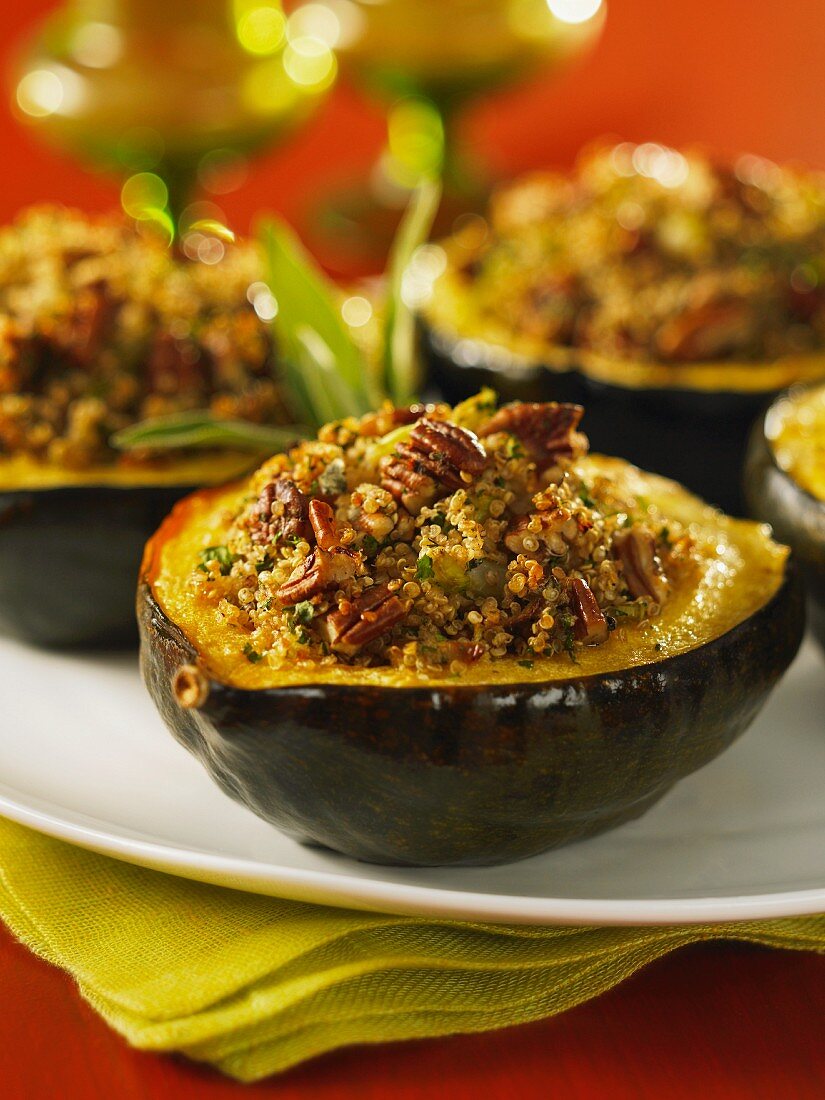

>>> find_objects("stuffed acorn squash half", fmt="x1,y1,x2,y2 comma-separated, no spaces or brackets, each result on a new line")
745,381,825,652
0,207,290,647
139,393,803,866
421,145,825,514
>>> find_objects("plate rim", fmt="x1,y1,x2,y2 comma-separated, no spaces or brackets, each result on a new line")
2,788,824,927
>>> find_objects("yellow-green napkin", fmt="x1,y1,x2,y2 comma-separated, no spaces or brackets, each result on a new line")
0,818,822,1082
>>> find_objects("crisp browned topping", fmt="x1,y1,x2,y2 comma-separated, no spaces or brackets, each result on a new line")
192,394,697,674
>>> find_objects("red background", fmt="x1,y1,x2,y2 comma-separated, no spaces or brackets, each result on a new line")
3,0,825,236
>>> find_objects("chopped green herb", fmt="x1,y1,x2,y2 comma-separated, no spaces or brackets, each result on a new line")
255,555,273,574
504,437,524,459
579,485,595,508
429,514,453,532
466,558,485,571
561,613,578,661
293,601,315,626
198,545,238,576
517,660,534,670
318,457,347,498
243,643,263,664
362,534,379,558
416,554,434,582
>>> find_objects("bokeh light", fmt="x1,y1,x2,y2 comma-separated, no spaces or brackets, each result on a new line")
283,35,337,89
70,21,123,69
546,0,603,25
235,4,287,56
341,295,373,327
16,69,64,118
286,3,342,47
247,281,279,320
120,172,174,243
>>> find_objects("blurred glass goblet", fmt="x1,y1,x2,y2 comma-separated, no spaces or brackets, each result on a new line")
11,0,337,233
296,0,606,271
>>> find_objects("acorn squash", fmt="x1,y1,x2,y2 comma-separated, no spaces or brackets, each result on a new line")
422,271,825,516
138,456,803,867
745,382,825,652
0,451,254,648
421,143,825,515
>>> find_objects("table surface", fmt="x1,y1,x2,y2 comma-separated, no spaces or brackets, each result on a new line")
2,920,823,1099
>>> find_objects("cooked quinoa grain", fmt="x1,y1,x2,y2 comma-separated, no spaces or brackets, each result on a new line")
430,144,825,365
190,393,700,674
0,207,286,468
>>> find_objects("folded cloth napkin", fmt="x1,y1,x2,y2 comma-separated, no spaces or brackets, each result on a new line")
0,818,822,1082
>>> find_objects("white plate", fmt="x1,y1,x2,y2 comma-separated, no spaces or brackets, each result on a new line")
1,633,823,926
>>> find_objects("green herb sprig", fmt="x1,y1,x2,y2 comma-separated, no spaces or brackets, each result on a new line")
114,181,442,456
112,413,308,454
258,180,442,429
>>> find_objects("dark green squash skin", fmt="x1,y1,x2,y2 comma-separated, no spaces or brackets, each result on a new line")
422,321,779,516
0,484,201,648
745,410,825,654
138,566,804,867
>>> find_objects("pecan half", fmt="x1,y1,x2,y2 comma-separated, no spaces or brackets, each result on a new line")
481,402,587,471
381,417,486,511
613,527,668,604
251,477,309,545
569,578,609,646
320,584,408,654
277,547,359,606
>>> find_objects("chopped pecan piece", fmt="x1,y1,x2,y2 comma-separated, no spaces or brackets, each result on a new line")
277,547,359,606
51,280,121,364
278,497,361,606
654,298,754,361
358,403,435,437
506,597,542,635
320,584,408,654
308,499,339,550
481,402,587,471
569,578,609,646
381,417,487,511
250,477,309,545
613,527,668,603
379,458,437,514
146,331,204,395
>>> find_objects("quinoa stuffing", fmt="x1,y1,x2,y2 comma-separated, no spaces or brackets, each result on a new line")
429,143,825,365
0,206,286,469
190,393,700,675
